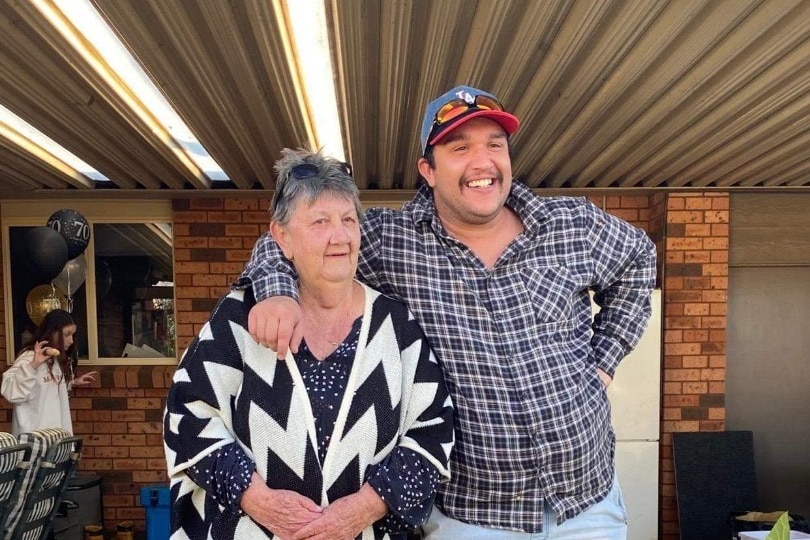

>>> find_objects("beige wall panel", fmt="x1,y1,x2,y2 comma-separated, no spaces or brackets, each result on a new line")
730,193,810,266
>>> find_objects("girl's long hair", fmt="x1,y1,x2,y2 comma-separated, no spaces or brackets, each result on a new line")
20,309,78,385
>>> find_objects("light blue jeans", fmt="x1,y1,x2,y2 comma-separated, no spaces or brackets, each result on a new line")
422,476,627,540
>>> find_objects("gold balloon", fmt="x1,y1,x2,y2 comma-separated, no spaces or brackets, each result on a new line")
25,285,68,325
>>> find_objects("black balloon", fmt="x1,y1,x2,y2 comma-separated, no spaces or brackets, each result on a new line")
25,226,69,282
95,259,113,300
47,209,90,259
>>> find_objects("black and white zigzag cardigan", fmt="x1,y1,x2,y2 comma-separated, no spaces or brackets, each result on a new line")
164,284,454,539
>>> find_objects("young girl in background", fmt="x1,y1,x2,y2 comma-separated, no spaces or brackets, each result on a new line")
1,309,97,435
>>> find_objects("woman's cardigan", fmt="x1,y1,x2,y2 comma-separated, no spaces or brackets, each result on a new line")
164,284,454,539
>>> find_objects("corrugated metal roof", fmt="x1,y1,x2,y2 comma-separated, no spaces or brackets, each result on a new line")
0,0,808,195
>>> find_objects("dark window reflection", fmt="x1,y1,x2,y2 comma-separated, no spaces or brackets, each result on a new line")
9,223,174,360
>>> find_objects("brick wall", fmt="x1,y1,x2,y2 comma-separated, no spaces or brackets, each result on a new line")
71,366,175,529
172,198,271,350
0,193,729,537
660,193,730,538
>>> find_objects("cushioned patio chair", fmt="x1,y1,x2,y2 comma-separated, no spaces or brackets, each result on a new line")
0,432,33,540
2,428,82,540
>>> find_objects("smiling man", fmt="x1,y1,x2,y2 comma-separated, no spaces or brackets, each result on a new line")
239,85,657,539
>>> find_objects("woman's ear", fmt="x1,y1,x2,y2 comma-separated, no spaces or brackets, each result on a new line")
269,221,294,261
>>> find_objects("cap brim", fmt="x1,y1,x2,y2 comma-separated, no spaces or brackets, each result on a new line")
428,110,520,146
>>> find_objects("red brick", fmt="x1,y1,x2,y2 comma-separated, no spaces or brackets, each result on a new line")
132,470,167,483
684,251,710,263
175,262,210,274
174,237,208,248
206,211,242,223
682,356,708,368
94,447,130,458
709,356,726,368
665,343,701,355
663,408,681,420
684,198,713,210
702,264,728,276
243,211,272,223
209,237,243,249
189,199,224,210
225,224,260,236
700,368,725,381
173,211,208,223
703,237,729,249
699,420,725,431
127,398,163,410
705,210,729,223
663,395,699,407
683,303,709,316
666,238,702,250
668,211,704,224
684,224,711,236
130,446,166,458
113,459,146,470
663,330,683,342
224,199,259,211
682,382,708,394
664,369,701,382
103,495,136,507
683,330,709,341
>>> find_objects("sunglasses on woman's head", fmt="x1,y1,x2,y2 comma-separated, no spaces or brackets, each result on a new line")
271,161,353,212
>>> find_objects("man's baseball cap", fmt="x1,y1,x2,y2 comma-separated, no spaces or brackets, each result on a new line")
420,85,520,155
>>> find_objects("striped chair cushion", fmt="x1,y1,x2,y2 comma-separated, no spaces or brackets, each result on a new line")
3,428,74,540
0,432,31,529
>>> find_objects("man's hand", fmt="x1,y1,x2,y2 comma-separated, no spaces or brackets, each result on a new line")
597,368,612,388
248,296,305,358
240,474,322,538
292,484,387,540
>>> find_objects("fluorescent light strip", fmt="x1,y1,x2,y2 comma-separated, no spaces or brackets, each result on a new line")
1,0,344,186
0,104,107,182
285,0,345,161
53,0,228,181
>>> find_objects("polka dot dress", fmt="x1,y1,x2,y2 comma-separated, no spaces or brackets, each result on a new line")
295,316,362,463
187,444,254,513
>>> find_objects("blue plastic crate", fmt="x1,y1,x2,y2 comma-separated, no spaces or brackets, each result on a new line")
139,486,170,540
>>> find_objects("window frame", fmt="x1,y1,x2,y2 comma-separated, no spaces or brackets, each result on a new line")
1,199,175,366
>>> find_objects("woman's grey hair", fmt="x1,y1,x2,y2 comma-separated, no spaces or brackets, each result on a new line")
270,148,362,225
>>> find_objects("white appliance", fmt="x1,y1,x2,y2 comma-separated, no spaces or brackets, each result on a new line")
595,289,662,540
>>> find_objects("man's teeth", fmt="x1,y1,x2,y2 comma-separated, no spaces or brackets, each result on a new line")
466,179,493,188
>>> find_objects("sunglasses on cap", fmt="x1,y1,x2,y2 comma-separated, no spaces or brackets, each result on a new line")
271,161,353,212
431,94,505,132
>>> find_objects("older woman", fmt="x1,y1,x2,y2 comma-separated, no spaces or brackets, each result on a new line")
164,149,454,540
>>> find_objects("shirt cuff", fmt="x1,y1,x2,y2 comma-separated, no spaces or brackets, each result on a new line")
185,443,255,514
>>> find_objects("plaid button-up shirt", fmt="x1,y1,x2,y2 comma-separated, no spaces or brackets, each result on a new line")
239,182,656,532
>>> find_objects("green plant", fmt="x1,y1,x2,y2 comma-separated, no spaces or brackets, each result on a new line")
766,512,791,540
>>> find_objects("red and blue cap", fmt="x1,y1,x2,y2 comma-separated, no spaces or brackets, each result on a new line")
420,85,520,155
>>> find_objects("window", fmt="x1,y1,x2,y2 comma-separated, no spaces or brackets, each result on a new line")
2,200,174,365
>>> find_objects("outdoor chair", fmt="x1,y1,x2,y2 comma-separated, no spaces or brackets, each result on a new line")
0,432,33,540
2,428,82,540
